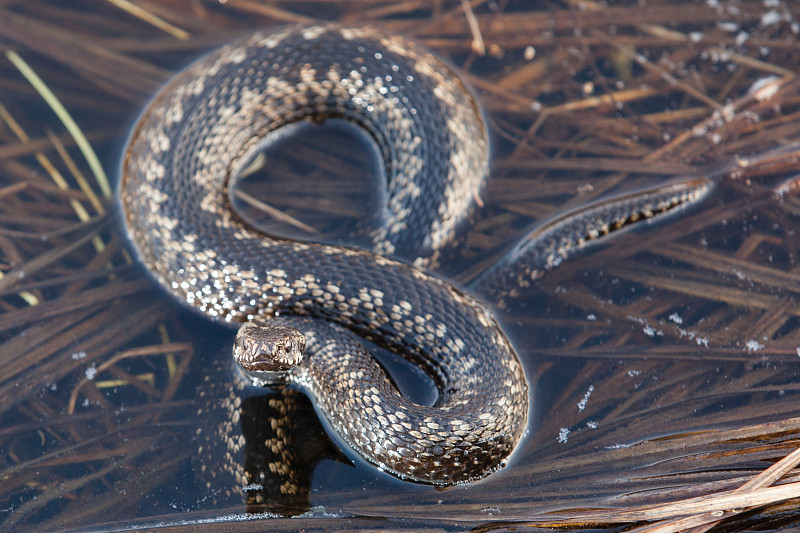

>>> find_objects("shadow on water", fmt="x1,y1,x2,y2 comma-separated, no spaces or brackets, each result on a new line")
2,1,800,531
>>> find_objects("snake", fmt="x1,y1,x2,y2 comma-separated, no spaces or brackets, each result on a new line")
119,24,712,489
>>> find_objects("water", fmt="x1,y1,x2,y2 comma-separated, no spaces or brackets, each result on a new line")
2,1,800,531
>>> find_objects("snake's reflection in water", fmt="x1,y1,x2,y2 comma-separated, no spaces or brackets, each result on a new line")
234,388,349,516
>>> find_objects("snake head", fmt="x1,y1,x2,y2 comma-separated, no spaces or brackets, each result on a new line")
234,323,306,372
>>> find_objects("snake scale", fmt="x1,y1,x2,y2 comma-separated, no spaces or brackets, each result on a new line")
119,24,712,488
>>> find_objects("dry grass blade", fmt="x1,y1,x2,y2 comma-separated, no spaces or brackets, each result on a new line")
45,130,105,215
67,342,192,414
1,1,800,531
5,50,111,198
0,220,104,292
460,0,485,55
104,0,190,40
0,9,168,100
542,481,800,525
233,188,319,235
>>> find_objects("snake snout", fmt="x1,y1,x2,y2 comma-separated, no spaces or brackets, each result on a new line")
234,323,306,372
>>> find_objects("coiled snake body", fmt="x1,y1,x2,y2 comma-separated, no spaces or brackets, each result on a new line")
120,25,711,487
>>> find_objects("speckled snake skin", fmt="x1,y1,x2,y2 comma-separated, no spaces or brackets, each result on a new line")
120,24,712,487
121,24,525,485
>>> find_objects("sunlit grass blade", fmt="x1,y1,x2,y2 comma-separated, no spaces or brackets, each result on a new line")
5,49,111,199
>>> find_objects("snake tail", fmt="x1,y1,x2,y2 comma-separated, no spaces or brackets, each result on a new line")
471,177,714,302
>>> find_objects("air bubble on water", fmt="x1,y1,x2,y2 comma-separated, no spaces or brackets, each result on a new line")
745,339,764,352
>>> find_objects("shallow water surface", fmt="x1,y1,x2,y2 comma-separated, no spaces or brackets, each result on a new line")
1,1,800,531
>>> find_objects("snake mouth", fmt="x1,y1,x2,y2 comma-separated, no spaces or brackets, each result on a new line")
233,363,290,388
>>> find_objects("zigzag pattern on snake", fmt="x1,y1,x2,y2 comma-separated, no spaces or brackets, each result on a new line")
119,24,712,490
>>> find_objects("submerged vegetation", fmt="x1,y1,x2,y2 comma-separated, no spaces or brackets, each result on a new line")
0,0,800,530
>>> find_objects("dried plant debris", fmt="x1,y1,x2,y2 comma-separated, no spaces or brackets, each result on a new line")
0,0,800,531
